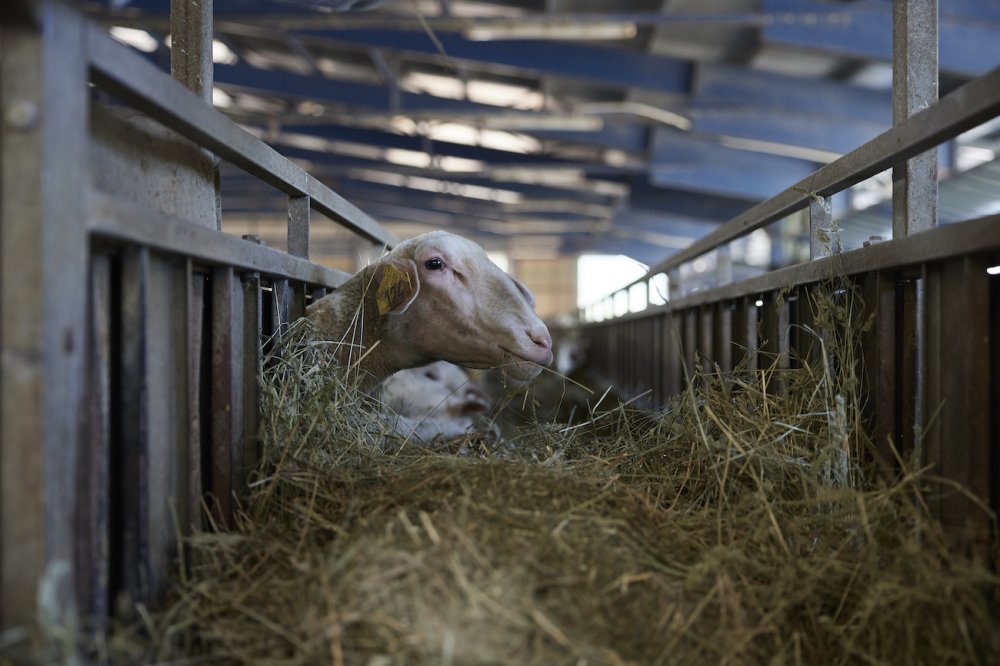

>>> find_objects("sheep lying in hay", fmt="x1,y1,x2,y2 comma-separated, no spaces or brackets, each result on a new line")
380,361,496,447
306,230,553,389
13,283,999,665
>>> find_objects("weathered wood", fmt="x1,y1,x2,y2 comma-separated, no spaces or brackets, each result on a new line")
897,279,921,458
272,279,292,338
88,191,348,289
922,257,991,558
860,272,898,472
77,255,113,627
730,296,756,372
0,3,89,626
144,254,183,605
187,268,207,532
119,247,151,609
243,273,263,478
210,267,244,527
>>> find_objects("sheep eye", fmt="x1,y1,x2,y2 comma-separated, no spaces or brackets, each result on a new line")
424,258,444,271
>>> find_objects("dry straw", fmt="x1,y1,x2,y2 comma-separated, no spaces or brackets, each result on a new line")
10,282,999,665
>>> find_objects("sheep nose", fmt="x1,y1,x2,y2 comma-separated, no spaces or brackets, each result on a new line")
528,327,552,352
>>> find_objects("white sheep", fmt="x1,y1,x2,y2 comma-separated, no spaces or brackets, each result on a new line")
306,231,552,389
380,361,492,443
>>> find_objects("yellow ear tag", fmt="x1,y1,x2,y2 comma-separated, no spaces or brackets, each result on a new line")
376,264,412,315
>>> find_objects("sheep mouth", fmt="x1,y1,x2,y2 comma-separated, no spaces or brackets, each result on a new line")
499,348,546,381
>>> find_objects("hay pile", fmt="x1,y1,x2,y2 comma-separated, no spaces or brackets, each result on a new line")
30,286,1000,663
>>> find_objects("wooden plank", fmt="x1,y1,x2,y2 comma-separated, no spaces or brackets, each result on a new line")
119,247,150,608
681,309,697,385
0,3,89,626
88,190,349,289
730,296,756,372
272,279,292,339
760,292,789,371
144,254,182,604
897,279,921,459
77,256,112,626
187,268,207,532
712,301,732,373
860,272,898,472
243,273,263,478
211,267,244,527
922,257,991,557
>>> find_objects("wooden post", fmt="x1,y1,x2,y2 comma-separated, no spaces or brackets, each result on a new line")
0,3,89,628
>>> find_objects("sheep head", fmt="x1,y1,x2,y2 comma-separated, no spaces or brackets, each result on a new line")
375,231,552,382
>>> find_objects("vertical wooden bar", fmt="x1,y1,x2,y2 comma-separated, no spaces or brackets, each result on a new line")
794,285,821,368
272,278,292,338
922,257,991,558
243,272,263,476
1,4,89,625
144,255,183,604
187,268,206,532
892,0,938,238
861,272,898,471
712,301,732,373
731,296,755,372
682,309,697,384
211,267,244,527
119,247,150,608
77,256,112,627
760,293,789,370
896,279,921,458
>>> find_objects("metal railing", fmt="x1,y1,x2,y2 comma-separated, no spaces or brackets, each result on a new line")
0,0,396,631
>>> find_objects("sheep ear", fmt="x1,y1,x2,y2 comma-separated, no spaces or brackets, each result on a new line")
374,258,420,315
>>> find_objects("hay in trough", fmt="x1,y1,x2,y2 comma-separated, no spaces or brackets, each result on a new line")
11,283,999,665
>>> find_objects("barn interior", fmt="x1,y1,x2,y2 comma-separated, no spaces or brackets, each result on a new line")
2,1,1000,663
81,0,1000,316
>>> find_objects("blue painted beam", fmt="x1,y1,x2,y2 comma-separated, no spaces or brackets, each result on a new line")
649,130,818,201
762,0,1000,77
690,107,885,155
693,63,891,126
627,180,755,221
287,28,693,94
215,63,648,153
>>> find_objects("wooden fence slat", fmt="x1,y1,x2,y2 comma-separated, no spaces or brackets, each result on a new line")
243,273,263,477
0,4,88,625
144,254,183,604
211,267,244,527
187,268,207,532
119,246,150,608
860,272,898,472
77,255,112,626
923,257,991,557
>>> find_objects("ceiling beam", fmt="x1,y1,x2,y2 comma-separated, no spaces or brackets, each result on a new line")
215,63,649,153
762,0,1000,78
649,130,818,201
